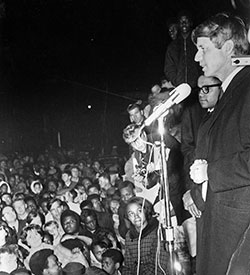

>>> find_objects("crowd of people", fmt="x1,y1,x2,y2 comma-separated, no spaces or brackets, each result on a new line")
0,8,250,275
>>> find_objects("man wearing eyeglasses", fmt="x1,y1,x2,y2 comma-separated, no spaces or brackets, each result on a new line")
188,13,250,275
181,75,222,273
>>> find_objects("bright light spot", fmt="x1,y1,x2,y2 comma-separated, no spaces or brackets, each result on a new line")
87,105,92,109
174,260,182,273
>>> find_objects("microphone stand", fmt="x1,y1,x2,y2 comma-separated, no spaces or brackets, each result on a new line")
158,115,181,275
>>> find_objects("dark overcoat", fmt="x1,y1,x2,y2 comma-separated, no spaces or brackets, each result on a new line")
193,66,250,275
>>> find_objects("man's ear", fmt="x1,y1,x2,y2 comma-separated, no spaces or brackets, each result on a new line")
222,39,234,55
115,262,120,270
43,268,49,275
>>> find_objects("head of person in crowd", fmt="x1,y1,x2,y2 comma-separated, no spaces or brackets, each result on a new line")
30,181,43,196
80,209,98,233
198,75,222,109
60,209,81,235
47,199,64,222
62,189,78,204
126,103,144,126
14,183,28,196
71,166,80,181
25,196,38,213
62,262,85,275
80,200,93,212
92,160,104,175
87,195,104,213
75,182,87,200
39,198,50,216
10,267,32,275
1,205,18,227
0,245,19,273
192,13,248,80
29,249,62,275
38,167,47,180
0,182,11,195
42,231,53,245
20,224,44,249
47,180,58,194
82,178,93,192
126,197,154,233
177,10,193,38
118,181,135,204
98,173,112,192
26,210,45,227
12,198,29,221
0,221,17,247
123,124,147,154
44,221,61,245
87,183,101,196
102,249,124,275
91,239,110,264
166,18,179,41
1,193,12,206
61,171,71,188
95,229,120,250
108,197,120,215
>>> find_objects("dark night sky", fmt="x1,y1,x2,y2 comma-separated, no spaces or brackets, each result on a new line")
0,0,246,154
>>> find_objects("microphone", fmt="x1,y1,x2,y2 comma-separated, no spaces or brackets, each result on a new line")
143,83,191,126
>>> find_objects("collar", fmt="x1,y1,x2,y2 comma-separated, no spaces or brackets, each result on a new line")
221,66,244,93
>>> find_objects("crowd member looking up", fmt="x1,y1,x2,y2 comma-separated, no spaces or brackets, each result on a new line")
47,198,65,236
164,10,201,89
189,13,250,275
122,197,169,275
44,221,62,246
1,205,26,238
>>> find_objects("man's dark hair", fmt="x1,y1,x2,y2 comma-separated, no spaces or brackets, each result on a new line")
102,248,124,265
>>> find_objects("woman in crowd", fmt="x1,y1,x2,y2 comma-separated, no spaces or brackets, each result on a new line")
123,196,169,275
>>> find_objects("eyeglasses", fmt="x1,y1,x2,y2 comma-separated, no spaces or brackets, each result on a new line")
199,83,221,94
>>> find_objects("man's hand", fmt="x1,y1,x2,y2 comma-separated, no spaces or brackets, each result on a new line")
187,203,202,218
183,190,202,218
190,159,208,184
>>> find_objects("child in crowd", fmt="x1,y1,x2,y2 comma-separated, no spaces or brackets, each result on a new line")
102,249,124,275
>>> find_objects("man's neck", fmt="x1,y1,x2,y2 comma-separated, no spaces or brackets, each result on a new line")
217,61,237,82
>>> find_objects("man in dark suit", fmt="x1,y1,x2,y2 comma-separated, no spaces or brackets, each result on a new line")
189,13,250,275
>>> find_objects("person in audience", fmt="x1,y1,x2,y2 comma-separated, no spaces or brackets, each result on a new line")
123,197,169,275
1,205,26,238
12,198,29,223
0,245,19,273
164,10,201,90
102,249,124,275
126,103,145,126
44,221,62,246
29,249,62,275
